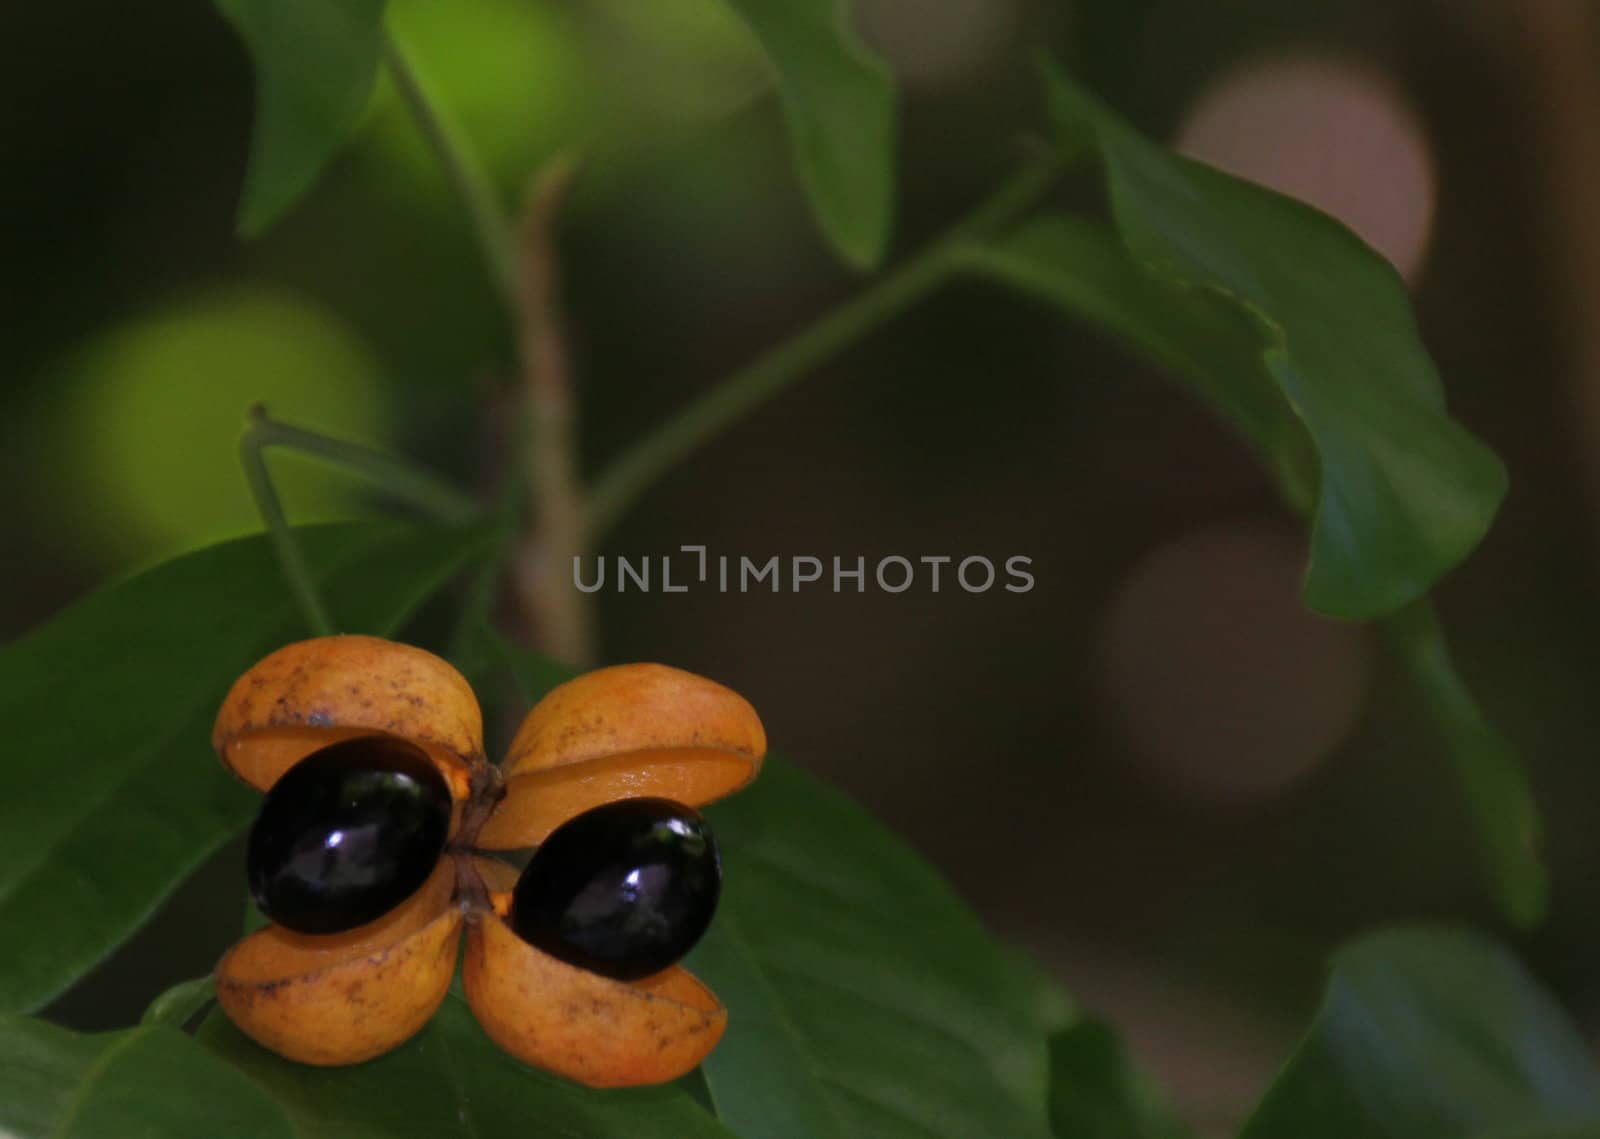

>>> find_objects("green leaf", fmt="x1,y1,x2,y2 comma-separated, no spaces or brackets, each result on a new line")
693,764,1054,1139
491,640,1055,1139
960,87,1541,925
1025,62,1508,620
140,976,217,1030
959,217,1546,923
1384,601,1546,926
716,0,896,268
1047,1019,1193,1139
197,995,737,1139
1240,929,1600,1139
1007,943,1082,1037
0,1014,295,1139
481,624,575,706
955,213,1317,509
0,521,490,1013
213,0,389,235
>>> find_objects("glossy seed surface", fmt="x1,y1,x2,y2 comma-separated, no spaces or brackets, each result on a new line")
510,798,720,981
247,736,451,935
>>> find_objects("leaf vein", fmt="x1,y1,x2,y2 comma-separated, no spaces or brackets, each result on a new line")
715,903,854,1139
51,1025,150,1139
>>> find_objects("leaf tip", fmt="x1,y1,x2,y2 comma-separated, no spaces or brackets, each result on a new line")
1496,836,1549,931
828,216,892,272
233,198,274,241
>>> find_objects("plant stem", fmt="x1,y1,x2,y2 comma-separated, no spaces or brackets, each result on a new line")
512,158,598,666
240,418,336,638
243,409,482,523
384,34,593,664
447,423,528,664
585,156,1059,537
383,33,520,313
1380,597,1546,927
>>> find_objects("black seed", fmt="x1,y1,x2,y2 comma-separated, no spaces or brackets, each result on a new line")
247,736,451,935
510,798,721,981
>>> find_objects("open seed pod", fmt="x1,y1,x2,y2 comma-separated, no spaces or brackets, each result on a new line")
475,664,765,849
213,635,484,802
216,859,462,1065
470,854,521,906
463,908,726,1088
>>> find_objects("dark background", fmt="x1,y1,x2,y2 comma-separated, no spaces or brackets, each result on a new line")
5,2,1598,1133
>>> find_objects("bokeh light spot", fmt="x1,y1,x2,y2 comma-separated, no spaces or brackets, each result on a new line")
1101,523,1369,807
56,288,386,566
1176,55,1437,281
854,0,1020,91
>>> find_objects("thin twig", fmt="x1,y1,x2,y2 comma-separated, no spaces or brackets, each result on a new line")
240,412,336,637
244,409,482,523
447,421,528,665
512,157,598,666
585,155,1060,537
382,33,576,663
241,406,491,639
383,33,521,313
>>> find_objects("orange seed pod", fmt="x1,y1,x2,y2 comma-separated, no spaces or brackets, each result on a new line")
213,635,484,803
216,859,462,1065
462,909,726,1087
476,663,764,849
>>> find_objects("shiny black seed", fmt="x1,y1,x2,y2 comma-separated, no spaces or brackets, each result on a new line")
510,798,720,981
247,736,451,936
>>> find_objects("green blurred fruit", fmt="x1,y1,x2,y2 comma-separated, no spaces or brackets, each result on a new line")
364,0,768,195
372,0,588,186
56,287,386,566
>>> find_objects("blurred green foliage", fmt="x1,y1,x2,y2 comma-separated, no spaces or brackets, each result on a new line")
6,0,1600,1135
52,289,385,565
